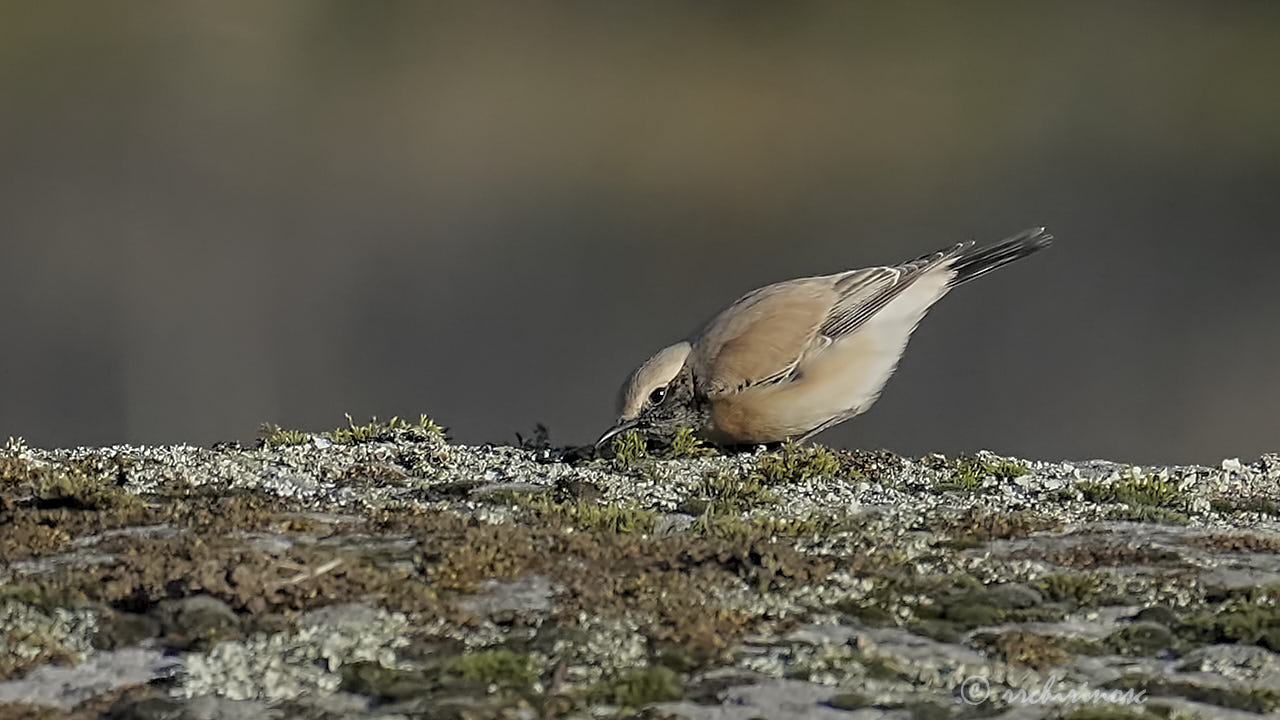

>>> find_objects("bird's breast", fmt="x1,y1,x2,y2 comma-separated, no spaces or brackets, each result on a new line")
706,387,816,444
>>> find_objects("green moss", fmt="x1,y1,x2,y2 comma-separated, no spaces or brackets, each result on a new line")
0,583,87,610
1080,471,1182,507
905,579,1055,630
752,441,840,484
1209,687,1280,714
691,511,856,541
663,428,715,459
860,654,908,681
937,455,1028,492
258,423,310,449
651,640,723,673
1243,497,1280,515
941,508,1062,543
688,512,743,538
939,462,984,492
441,649,536,691
1211,496,1280,515
850,574,1064,636
1105,675,1280,714
690,471,778,514
829,694,949,718
484,486,551,506
1078,470,1189,524
590,666,683,707
339,661,429,702
827,692,872,710
989,459,1029,479
25,466,142,511
939,536,982,551
1177,590,1280,651
0,609,80,680
328,413,446,445
609,431,650,469
523,496,657,534
1103,623,1175,656
1107,505,1189,525
1034,572,1103,606
938,597,1006,628
1052,635,1108,657
0,455,32,486
844,603,897,627
757,514,858,537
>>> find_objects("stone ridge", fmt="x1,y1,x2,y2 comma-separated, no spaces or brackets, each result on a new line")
1,424,1279,719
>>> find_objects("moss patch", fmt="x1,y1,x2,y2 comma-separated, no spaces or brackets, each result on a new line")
378,507,833,660
328,413,446,445
1,457,157,562
1211,495,1280,516
522,497,658,534
1034,572,1104,607
974,630,1072,669
589,666,684,707
1186,532,1280,553
1107,675,1280,714
1102,622,1176,656
0,604,83,680
1177,588,1280,651
1107,505,1189,525
752,441,841,484
662,428,715,459
1039,542,1182,569
941,508,1063,545
442,649,537,691
21,465,142,513
1077,470,1190,525
1079,472,1181,507
692,512,860,542
938,455,1028,492
608,431,650,470
258,424,310,449
684,470,778,516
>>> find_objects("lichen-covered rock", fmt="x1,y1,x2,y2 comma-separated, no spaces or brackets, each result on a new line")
2,425,1280,717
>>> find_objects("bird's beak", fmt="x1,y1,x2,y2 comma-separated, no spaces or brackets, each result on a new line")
595,418,640,449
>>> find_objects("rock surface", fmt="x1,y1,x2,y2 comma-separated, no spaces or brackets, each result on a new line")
2,419,1280,719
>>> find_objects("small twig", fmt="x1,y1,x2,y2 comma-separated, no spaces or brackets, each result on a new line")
278,557,344,586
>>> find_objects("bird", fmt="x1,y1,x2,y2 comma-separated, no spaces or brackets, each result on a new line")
597,227,1052,448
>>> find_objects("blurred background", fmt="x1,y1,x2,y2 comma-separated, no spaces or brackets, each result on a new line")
1,2,1277,465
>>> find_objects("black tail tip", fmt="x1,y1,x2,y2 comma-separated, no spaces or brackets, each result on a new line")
1015,226,1054,248
950,226,1054,285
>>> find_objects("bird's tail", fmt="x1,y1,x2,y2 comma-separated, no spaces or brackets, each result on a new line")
950,227,1053,286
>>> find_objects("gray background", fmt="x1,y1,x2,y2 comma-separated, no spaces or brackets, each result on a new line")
1,2,1277,465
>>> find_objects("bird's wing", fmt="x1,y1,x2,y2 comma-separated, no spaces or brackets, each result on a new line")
692,243,969,397
690,278,837,397
818,242,968,341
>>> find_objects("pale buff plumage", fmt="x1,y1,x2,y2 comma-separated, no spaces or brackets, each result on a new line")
600,227,1052,447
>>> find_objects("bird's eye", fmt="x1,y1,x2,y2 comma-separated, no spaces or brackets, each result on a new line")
648,386,667,405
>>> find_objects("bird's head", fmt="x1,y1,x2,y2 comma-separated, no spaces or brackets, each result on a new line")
597,341,706,447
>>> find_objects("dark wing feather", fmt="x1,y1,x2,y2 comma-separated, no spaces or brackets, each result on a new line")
818,242,968,341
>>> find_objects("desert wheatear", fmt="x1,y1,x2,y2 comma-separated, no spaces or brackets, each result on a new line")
598,227,1052,447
